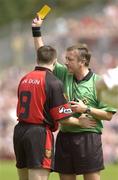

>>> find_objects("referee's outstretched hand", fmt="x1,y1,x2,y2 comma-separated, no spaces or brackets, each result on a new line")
32,16,43,27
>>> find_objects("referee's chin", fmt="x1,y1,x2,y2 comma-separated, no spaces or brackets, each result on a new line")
67,68,73,74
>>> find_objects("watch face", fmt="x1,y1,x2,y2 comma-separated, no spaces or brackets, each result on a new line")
86,108,91,114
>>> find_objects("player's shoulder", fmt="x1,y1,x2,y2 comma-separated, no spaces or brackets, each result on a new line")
19,70,33,83
46,70,63,87
92,72,101,81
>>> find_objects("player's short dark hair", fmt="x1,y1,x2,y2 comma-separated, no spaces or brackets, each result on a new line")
66,43,91,66
37,45,57,64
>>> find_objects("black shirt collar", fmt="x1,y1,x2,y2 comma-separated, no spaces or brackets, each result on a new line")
34,66,52,72
74,69,93,83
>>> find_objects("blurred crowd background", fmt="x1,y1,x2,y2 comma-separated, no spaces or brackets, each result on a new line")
0,0,118,165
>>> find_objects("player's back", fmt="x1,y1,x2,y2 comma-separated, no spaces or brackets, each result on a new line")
17,66,61,125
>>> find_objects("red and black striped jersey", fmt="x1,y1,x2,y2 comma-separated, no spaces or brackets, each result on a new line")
17,66,72,131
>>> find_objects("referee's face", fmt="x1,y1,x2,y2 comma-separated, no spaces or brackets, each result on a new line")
65,49,82,74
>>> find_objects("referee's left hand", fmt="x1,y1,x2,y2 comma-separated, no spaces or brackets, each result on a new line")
32,16,43,27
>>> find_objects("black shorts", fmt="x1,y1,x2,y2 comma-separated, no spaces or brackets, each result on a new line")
13,122,54,169
54,131,104,175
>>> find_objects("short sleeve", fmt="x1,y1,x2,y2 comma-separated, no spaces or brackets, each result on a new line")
46,72,73,122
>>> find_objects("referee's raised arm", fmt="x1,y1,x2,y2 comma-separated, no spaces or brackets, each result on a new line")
32,16,44,51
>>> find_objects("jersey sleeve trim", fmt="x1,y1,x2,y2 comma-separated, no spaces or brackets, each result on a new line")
50,103,73,121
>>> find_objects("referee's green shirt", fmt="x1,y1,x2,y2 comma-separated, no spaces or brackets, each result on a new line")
54,63,116,133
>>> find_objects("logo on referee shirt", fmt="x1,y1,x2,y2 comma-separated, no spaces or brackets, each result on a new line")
83,97,89,105
59,107,72,114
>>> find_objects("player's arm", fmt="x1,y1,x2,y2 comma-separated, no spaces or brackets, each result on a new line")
60,114,97,128
59,116,80,126
84,107,113,121
48,77,96,128
70,99,114,121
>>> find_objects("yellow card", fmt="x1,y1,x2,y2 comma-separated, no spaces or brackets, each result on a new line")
37,5,51,19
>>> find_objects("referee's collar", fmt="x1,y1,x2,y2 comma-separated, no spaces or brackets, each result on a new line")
34,66,52,72
74,69,93,83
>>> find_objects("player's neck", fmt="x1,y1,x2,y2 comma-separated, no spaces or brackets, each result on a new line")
75,68,89,81
38,63,54,71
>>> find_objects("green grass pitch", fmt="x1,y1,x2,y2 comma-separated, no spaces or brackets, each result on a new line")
0,161,118,180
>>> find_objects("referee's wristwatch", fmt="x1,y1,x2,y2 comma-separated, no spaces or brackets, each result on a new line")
85,106,91,114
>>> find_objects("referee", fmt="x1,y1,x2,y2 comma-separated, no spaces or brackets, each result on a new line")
32,17,116,180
